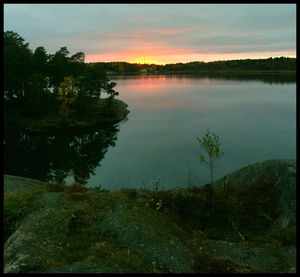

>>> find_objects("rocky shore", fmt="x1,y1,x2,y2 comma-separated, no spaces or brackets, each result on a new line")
4,159,296,273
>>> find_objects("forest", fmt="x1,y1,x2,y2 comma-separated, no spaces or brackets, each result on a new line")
89,57,296,75
4,31,120,128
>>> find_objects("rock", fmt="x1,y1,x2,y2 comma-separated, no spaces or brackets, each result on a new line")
4,175,47,194
214,159,296,228
196,239,296,273
113,98,129,109
48,261,126,273
4,192,73,273
94,207,194,273
4,159,296,274
4,177,194,273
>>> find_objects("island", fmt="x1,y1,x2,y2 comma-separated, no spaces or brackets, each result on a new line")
4,31,129,133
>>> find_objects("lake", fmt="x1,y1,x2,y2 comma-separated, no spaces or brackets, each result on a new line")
4,74,296,190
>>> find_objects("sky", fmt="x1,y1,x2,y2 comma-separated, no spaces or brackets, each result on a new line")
4,4,296,65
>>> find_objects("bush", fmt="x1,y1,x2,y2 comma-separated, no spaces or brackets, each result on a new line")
270,226,296,246
193,252,254,273
119,188,137,199
192,229,206,240
46,182,66,192
64,183,87,194
193,252,232,273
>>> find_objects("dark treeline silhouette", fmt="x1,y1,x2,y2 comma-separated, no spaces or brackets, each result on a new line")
89,57,296,75
4,123,119,185
4,30,125,184
4,31,118,122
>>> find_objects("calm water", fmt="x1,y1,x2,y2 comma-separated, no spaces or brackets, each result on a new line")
4,74,296,190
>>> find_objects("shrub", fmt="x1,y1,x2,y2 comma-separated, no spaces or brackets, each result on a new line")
193,252,232,273
46,182,66,192
64,183,87,194
189,186,206,197
119,188,137,199
63,183,88,202
264,239,282,248
270,226,296,246
192,229,206,240
193,252,254,273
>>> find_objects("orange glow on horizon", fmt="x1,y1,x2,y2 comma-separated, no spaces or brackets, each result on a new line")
132,57,165,65
85,49,296,65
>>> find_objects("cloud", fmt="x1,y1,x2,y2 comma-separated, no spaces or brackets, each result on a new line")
4,4,296,63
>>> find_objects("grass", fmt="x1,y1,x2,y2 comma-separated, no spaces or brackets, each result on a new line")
4,174,295,273
192,251,255,273
58,188,152,273
4,187,47,241
121,173,293,249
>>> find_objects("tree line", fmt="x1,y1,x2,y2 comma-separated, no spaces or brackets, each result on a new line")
4,31,118,120
89,57,296,75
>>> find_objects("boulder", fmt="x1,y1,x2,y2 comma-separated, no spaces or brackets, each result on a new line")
48,261,126,273
4,192,73,273
215,159,296,227
4,175,47,194
196,239,296,273
4,181,195,273
94,207,194,273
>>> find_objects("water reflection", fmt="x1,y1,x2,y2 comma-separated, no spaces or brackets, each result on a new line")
4,73,295,190
4,124,120,185
193,72,296,84
112,72,296,84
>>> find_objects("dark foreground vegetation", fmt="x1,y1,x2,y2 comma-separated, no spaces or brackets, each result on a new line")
4,31,129,132
4,159,296,273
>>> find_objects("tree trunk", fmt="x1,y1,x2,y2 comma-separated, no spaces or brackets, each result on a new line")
210,163,213,185
205,183,215,211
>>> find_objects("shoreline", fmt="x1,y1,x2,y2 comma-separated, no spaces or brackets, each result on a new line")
107,70,296,77
18,98,130,133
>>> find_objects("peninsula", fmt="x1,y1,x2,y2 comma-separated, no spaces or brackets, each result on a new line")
4,31,129,133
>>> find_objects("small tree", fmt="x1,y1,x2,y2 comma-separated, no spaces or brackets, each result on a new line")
57,76,78,119
197,129,224,209
197,129,223,185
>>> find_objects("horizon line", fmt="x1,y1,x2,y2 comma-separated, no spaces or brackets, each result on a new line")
86,56,296,65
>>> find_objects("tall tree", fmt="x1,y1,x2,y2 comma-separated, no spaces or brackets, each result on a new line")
48,46,70,92
4,31,33,101
32,46,48,75
69,51,85,77
77,64,106,98
23,73,52,117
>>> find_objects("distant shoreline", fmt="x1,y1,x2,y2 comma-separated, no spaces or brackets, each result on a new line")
107,70,296,77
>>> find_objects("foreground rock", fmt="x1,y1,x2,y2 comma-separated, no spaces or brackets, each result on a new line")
4,192,74,273
4,175,47,194
215,159,296,228
195,239,296,273
4,159,296,273
94,206,194,273
4,179,194,273
48,261,126,273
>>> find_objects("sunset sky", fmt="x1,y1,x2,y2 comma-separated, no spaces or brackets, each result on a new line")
4,4,296,65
